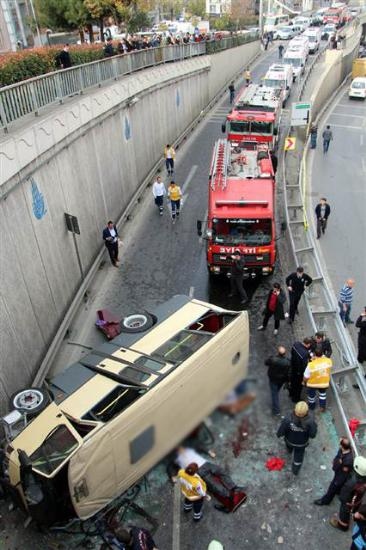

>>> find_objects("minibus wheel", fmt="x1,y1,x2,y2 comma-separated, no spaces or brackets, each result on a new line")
121,312,154,333
9,387,51,416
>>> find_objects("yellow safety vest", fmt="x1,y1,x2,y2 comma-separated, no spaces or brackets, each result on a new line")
168,185,181,201
306,356,332,388
244,71,251,80
164,146,175,159
178,469,206,500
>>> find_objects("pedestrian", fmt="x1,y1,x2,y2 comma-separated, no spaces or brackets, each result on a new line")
278,43,284,59
58,44,72,69
310,123,318,149
356,308,366,364
102,220,119,267
277,401,317,475
270,151,278,173
104,37,115,57
351,503,366,550
310,331,333,358
303,346,333,411
113,525,159,550
339,279,355,326
177,463,210,522
330,455,366,532
228,252,248,304
168,180,182,224
322,125,333,153
285,266,313,323
164,144,175,175
315,197,331,239
152,175,166,216
289,338,312,403
257,282,286,335
314,437,354,506
229,81,235,104
265,345,291,415
244,68,251,85
265,35,270,50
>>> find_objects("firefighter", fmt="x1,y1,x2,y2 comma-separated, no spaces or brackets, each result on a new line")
330,455,366,532
228,252,248,305
178,463,210,522
277,401,317,475
303,346,332,412
314,437,354,506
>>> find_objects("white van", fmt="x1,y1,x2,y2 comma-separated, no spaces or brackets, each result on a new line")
293,16,310,31
304,28,322,53
289,35,310,57
284,47,307,81
263,63,294,105
349,77,366,99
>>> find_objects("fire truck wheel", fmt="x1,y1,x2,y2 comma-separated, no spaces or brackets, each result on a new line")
120,312,155,333
10,387,51,416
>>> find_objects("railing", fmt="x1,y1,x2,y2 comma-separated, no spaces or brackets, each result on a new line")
0,33,259,132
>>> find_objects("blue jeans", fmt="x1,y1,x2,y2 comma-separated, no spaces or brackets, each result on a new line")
171,199,180,219
339,301,351,323
323,139,330,153
269,381,282,414
230,90,235,103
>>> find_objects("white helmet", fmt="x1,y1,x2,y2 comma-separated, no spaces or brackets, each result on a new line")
354,456,366,477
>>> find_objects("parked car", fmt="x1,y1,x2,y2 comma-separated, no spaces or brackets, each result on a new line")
275,26,295,40
349,77,366,99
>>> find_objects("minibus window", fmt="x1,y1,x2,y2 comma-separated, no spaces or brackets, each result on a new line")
154,330,212,363
134,356,166,372
30,425,78,475
83,386,144,423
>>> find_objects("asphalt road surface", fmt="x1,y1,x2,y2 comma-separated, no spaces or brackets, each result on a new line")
310,87,366,341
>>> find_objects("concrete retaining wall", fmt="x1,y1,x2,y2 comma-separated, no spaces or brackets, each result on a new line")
0,40,260,406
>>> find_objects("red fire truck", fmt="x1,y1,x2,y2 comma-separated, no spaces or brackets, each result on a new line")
198,139,276,277
222,84,282,150
323,6,347,27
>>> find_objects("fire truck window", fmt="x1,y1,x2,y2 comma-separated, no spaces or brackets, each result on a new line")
250,121,272,134
229,121,250,133
213,219,272,245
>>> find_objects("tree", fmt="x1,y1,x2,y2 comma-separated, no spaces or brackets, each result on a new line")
66,0,94,42
35,0,73,30
186,0,206,18
84,0,117,39
115,1,151,32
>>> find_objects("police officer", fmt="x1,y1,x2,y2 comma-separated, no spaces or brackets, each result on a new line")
277,401,317,475
228,252,248,305
314,437,354,506
303,346,333,411
289,338,312,403
330,455,366,532
285,266,313,323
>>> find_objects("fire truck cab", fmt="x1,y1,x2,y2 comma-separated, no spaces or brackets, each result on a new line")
222,84,282,150
200,139,276,277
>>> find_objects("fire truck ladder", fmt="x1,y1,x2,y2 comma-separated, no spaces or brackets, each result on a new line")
210,139,229,190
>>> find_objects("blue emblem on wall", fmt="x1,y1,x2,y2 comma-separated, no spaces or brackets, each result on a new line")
30,177,47,220
124,116,131,140
176,89,181,108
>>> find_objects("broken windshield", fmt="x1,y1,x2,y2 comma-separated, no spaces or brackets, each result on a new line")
30,425,79,476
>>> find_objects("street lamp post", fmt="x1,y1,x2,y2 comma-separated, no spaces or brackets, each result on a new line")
28,0,42,45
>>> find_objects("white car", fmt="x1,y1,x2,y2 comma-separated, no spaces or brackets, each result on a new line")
349,77,366,99
275,26,295,40
321,24,336,40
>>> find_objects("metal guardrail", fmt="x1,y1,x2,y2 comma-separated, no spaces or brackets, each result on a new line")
284,81,366,456
0,34,259,132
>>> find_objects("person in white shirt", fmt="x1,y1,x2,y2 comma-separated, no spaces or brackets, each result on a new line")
152,176,166,216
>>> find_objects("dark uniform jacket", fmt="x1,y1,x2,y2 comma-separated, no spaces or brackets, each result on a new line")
290,341,311,376
315,203,331,219
277,413,317,448
356,315,366,363
332,449,354,487
285,272,313,295
311,337,333,358
230,257,246,279
266,354,291,386
339,473,366,511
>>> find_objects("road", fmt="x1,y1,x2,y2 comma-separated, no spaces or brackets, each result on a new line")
310,88,366,342
0,45,347,550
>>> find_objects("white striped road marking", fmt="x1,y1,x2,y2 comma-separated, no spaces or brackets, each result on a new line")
325,123,363,130
361,134,364,146
189,286,195,298
362,158,366,175
199,208,208,245
328,113,365,119
182,165,197,194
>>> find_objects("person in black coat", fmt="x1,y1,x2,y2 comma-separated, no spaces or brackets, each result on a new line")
330,455,366,532
315,198,331,239
265,345,291,415
314,437,354,505
311,331,333,358
102,221,119,267
258,282,286,335
356,308,366,364
228,252,248,304
104,38,115,57
289,337,312,403
285,266,313,323
277,401,317,475
59,44,72,69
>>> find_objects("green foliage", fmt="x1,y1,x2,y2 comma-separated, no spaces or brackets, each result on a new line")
0,44,104,86
186,0,206,18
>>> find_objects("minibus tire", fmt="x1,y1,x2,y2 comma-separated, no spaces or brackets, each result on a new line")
10,387,51,416
120,312,154,333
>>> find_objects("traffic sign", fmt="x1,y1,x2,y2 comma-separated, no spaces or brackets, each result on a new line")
291,102,311,126
284,137,296,151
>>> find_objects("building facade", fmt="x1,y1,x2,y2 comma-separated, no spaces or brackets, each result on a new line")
0,0,35,53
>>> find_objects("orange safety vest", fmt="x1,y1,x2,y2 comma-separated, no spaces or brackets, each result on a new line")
178,469,206,500
306,356,332,388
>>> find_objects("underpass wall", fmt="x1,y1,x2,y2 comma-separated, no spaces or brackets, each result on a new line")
0,41,260,407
